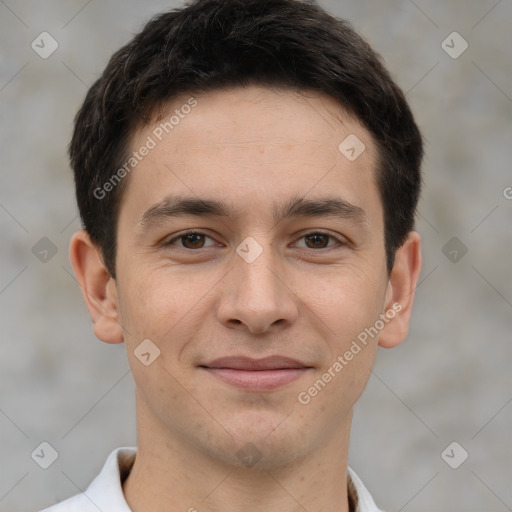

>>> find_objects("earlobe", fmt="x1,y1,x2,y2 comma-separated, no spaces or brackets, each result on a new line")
378,231,422,349
69,230,124,344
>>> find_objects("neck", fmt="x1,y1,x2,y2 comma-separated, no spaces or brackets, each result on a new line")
123,395,353,512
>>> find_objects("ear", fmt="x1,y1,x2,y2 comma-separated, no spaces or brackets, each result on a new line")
378,231,422,349
69,230,124,344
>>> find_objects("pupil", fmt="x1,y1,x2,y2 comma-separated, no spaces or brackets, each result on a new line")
307,234,328,248
184,234,204,248
180,234,329,249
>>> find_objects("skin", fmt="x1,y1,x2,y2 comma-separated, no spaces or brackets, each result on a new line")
70,85,421,512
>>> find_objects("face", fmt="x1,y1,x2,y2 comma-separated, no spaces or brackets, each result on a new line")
114,86,392,468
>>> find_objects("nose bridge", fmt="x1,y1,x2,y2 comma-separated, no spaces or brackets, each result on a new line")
236,235,281,305
218,235,298,332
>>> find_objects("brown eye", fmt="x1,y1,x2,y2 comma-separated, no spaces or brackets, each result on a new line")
304,233,330,249
180,233,206,249
165,231,217,250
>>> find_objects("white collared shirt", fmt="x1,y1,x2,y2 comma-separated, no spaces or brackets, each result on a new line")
39,447,384,512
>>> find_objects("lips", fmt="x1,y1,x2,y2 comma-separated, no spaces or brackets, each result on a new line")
199,356,312,390
200,356,311,371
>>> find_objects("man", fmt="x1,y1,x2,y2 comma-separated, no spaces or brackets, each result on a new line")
42,0,422,510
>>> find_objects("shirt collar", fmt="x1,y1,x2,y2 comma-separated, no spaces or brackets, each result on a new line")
45,447,384,512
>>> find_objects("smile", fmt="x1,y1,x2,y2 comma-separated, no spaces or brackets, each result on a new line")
199,356,313,390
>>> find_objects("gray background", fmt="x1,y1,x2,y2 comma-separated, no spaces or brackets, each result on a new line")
1,0,511,511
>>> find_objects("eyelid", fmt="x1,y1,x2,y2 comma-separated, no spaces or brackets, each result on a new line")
164,229,220,247
163,229,347,250
291,230,347,249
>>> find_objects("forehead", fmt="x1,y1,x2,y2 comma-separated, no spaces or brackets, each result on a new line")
119,85,382,228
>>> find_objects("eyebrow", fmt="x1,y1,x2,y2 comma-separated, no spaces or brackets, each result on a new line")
138,194,368,229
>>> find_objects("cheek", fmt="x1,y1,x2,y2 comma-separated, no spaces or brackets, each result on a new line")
116,270,180,344
117,263,221,347
298,264,386,342
300,271,384,411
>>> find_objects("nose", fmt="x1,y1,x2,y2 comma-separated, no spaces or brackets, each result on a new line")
216,239,299,334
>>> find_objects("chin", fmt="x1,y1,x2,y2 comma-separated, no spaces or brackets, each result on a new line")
211,420,308,470
215,437,306,472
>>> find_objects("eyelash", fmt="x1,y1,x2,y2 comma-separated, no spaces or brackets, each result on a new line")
163,230,346,251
